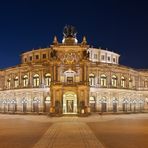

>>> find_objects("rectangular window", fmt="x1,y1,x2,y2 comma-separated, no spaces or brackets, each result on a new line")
67,77,73,84
30,56,32,61
24,58,27,62
43,54,46,59
108,57,110,61
113,58,116,62
101,55,105,60
14,80,19,88
36,55,39,60
94,54,97,59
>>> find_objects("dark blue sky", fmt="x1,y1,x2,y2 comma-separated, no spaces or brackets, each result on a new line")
0,0,148,69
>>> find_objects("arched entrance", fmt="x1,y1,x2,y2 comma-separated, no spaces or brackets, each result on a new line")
99,97,107,112
63,92,77,114
22,98,28,113
45,96,51,112
112,98,118,112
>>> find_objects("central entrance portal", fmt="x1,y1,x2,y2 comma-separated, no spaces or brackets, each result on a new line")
63,92,77,114
67,100,74,112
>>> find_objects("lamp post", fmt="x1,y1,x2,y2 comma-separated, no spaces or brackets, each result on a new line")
7,99,11,112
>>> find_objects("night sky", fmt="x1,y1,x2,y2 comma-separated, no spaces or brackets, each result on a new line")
0,0,148,69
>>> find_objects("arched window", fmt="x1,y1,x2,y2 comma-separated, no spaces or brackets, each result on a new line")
23,75,28,87
64,69,76,84
112,75,117,87
144,79,148,88
45,73,51,86
7,78,11,89
121,76,126,88
129,78,132,88
89,74,95,86
100,74,107,87
14,76,19,88
33,74,40,87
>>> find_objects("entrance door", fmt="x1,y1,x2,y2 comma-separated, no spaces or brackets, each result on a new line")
113,103,117,112
101,103,107,112
23,103,27,112
63,92,77,114
67,100,74,112
123,103,127,112
33,103,39,113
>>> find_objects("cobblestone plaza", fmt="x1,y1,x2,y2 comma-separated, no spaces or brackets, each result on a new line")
0,114,148,148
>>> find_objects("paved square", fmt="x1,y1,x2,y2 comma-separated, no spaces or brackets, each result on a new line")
0,114,148,148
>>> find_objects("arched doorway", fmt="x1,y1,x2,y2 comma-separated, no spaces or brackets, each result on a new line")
33,98,40,113
22,98,28,113
63,92,77,114
99,97,107,112
122,99,128,112
89,96,96,112
45,96,51,112
112,98,118,112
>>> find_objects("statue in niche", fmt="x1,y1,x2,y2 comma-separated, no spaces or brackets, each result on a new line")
50,49,57,59
83,50,90,59
86,51,90,59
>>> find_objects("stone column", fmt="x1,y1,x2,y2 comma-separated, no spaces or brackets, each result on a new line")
84,64,87,84
29,71,32,87
53,64,57,82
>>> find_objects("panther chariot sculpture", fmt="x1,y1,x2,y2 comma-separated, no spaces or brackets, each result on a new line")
63,25,77,38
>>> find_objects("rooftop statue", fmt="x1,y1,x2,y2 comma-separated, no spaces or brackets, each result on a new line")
63,25,77,38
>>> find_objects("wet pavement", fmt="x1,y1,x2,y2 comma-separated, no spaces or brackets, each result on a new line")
0,113,148,148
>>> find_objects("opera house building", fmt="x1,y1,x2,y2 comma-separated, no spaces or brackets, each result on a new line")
0,25,148,115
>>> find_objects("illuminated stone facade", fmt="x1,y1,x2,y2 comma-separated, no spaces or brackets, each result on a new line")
0,25,148,114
